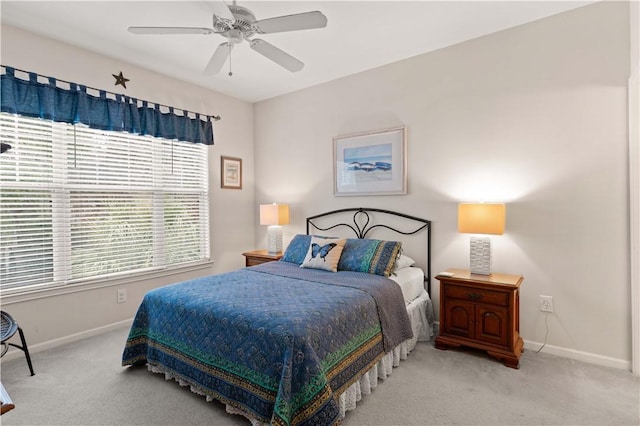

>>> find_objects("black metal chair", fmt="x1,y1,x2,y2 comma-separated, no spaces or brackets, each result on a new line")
0,311,35,376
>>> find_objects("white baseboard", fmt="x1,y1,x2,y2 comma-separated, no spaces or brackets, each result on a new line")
1,318,133,363
433,321,630,371
523,340,631,371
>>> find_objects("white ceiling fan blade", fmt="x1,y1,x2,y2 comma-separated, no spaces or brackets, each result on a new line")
250,39,304,72
129,26,215,35
205,42,232,75
209,1,235,23
255,11,327,34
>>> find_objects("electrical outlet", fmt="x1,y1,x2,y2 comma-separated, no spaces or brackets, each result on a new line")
539,295,553,313
117,289,127,304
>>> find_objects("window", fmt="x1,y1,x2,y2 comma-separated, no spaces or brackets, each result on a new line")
0,113,209,292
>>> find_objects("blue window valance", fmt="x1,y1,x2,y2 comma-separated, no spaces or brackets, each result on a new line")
1,66,218,145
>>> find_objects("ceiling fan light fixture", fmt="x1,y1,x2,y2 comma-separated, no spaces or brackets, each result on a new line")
227,29,244,44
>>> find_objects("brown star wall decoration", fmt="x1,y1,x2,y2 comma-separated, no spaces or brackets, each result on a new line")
113,71,130,89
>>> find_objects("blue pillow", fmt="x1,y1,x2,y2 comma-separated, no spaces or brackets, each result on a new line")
337,239,402,277
280,234,312,265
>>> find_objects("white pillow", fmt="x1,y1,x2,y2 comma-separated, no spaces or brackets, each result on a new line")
393,254,416,271
300,236,346,272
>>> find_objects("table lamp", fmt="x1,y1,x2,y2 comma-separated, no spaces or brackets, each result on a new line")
458,203,505,275
260,203,290,254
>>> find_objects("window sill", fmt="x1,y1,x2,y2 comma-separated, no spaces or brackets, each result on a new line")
1,260,215,305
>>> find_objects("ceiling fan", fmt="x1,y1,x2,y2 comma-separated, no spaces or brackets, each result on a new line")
128,1,328,76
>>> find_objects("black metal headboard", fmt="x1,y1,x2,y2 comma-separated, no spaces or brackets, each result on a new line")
306,207,432,293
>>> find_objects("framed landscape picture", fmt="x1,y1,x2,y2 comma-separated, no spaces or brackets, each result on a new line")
220,156,242,189
333,126,407,196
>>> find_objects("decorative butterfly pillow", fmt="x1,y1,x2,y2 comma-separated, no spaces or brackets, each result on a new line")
300,236,346,272
280,234,337,265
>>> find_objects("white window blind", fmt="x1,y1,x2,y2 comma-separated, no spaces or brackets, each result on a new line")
0,113,209,292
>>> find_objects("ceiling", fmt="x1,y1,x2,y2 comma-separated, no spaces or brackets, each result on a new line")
1,1,594,103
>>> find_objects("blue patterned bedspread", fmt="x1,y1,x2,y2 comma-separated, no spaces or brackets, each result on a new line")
122,261,412,426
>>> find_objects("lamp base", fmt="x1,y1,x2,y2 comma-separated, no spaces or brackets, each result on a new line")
266,225,283,254
469,236,492,275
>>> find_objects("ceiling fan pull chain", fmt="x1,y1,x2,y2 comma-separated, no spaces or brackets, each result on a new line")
228,43,233,76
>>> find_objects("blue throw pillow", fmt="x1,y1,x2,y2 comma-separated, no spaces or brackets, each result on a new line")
337,239,402,277
280,234,312,265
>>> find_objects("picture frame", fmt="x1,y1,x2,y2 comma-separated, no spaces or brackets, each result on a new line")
220,156,242,189
333,126,407,196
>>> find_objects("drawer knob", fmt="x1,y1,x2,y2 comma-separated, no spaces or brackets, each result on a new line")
468,293,482,301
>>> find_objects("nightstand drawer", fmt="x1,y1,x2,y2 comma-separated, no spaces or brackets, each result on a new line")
246,257,271,267
444,284,508,307
242,250,282,267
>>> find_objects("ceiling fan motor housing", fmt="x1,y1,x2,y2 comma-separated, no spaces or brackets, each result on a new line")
214,5,256,39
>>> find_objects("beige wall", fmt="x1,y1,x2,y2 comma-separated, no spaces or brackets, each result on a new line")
0,25,256,350
254,2,631,367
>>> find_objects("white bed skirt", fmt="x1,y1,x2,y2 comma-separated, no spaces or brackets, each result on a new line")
336,290,433,420
152,291,435,425
226,290,435,425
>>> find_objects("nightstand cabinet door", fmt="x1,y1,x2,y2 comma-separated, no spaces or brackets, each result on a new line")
443,300,474,338
475,305,509,347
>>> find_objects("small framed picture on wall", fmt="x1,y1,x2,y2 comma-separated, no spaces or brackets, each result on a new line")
221,156,242,189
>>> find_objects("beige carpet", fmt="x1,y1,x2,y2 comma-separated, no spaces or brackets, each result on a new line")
1,325,638,426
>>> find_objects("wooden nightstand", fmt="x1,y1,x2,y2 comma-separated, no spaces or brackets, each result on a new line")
435,269,524,369
242,249,282,267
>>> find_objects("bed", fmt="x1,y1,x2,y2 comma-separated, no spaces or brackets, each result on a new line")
122,208,434,425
